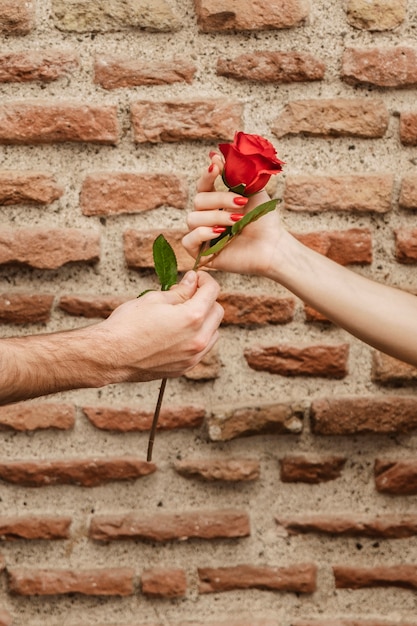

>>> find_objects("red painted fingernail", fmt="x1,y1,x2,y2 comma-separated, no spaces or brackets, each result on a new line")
230,213,244,222
233,196,248,206
209,151,218,158
212,226,226,234
208,163,214,173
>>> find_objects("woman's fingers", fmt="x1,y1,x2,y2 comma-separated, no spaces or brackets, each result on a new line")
196,154,224,193
182,226,218,258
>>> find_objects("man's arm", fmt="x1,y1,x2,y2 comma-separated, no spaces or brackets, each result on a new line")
0,270,223,405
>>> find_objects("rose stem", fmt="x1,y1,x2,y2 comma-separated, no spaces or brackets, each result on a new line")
146,377,167,462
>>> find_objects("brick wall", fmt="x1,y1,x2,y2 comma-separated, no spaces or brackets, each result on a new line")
0,0,417,624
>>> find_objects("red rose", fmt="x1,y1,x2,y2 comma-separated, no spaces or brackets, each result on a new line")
218,131,284,196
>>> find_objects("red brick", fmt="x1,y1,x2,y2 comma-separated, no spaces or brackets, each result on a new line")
217,51,324,83
207,403,304,441
0,50,78,82
0,293,53,324
220,293,295,325
371,351,417,385
174,458,260,482
183,345,221,380
124,229,194,272
141,568,186,598
346,0,407,30
280,456,346,483
399,175,417,209
294,229,372,265
244,343,349,378
311,396,417,435
276,514,417,539
0,515,71,540
52,0,180,33
395,228,417,263
400,112,417,146
130,99,242,143
333,564,417,590
0,457,155,487
0,101,118,144
8,567,134,596
198,563,317,593
375,459,417,495
80,172,188,216
304,304,331,323
342,46,417,87
83,405,205,432
284,175,393,213
95,55,196,88
194,0,309,32
90,509,250,542
0,171,63,205
273,98,388,139
58,294,125,318
0,228,100,269
0,0,34,35
0,402,75,432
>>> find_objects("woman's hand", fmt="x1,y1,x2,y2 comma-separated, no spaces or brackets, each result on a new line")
182,154,284,277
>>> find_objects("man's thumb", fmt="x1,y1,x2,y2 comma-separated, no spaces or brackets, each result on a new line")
165,270,198,303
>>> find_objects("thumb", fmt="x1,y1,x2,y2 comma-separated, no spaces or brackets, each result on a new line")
164,270,198,304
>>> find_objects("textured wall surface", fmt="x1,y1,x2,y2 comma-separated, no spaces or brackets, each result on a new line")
1,0,417,625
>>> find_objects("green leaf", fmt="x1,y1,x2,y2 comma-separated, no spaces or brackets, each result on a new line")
231,198,279,235
200,227,232,257
152,234,178,291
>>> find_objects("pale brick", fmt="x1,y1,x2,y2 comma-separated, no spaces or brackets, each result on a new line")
95,55,196,89
0,50,78,82
0,171,63,205
89,510,250,542
244,343,349,378
0,457,156,487
399,175,417,209
80,172,188,216
342,46,417,87
8,567,134,596
217,51,325,83
279,456,346,483
0,0,34,35
375,459,417,495
346,0,407,31
0,515,71,540
372,351,417,385
0,293,53,324
207,403,304,441
0,101,118,144
219,293,295,326
276,514,417,539
311,396,417,435
284,175,393,213
294,229,372,265
395,228,417,263
198,563,317,593
0,228,100,270
141,568,187,598
175,458,260,482
131,99,242,143
273,98,388,139
333,564,417,590
83,405,205,432
400,112,417,146
52,0,180,33
0,402,75,431
194,0,310,32
124,229,194,272
295,620,417,626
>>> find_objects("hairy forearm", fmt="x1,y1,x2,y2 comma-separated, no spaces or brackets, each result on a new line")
0,325,114,405
267,231,417,366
